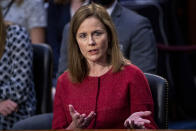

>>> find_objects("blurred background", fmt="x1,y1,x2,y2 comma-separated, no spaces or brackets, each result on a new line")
119,0,196,128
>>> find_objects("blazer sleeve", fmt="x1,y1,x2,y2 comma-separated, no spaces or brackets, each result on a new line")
129,69,158,129
130,17,157,74
52,76,69,129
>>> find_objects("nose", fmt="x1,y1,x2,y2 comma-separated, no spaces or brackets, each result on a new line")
88,35,96,46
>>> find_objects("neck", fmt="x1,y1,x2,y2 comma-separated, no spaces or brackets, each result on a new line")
88,62,111,77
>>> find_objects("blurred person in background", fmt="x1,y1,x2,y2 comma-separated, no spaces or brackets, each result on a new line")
0,0,46,44
0,7,36,129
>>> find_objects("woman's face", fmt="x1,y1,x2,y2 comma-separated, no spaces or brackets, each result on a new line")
76,16,109,64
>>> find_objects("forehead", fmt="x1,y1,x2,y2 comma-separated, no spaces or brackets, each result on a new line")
77,16,106,32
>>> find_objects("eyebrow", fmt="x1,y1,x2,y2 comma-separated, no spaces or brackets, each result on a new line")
77,29,105,33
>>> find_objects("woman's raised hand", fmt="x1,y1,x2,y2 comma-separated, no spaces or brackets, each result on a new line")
67,104,96,129
124,111,151,129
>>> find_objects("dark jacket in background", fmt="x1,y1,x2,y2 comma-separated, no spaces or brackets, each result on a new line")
46,0,71,80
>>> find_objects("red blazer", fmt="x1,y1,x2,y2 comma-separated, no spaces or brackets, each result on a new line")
52,64,158,129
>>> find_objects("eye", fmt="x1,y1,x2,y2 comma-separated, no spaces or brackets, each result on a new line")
78,33,87,39
93,31,103,36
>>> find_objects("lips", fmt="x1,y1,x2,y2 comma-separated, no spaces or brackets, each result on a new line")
88,49,98,55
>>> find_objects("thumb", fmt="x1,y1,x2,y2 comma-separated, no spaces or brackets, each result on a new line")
69,104,76,115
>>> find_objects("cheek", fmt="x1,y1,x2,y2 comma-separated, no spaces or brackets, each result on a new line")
77,41,87,54
100,37,109,52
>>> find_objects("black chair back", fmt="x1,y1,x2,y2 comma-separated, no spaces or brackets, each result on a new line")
32,44,53,114
144,73,168,129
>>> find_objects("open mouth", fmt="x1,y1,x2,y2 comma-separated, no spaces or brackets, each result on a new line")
88,49,98,54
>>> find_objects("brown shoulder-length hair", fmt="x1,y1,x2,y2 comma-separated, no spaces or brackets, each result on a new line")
0,7,6,59
68,3,127,83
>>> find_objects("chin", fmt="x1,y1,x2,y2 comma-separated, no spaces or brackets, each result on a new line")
87,57,100,63
86,54,105,63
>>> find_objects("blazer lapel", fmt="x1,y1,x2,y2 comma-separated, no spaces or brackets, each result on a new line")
111,3,122,31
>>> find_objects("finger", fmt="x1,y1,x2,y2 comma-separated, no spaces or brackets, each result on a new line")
142,111,152,116
132,117,151,128
134,117,151,129
137,118,151,124
124,120,129,128
131,111,151,119
137,111,151,117
78,114,86,124
68,105,80,121
83,111,96,126
5,103,17,113
0,110,8,116
77,114,87,128
69,104,76,115
81,113,86,118
124,120,132,128
7,99,18,109
73,112,80,120
130,119,135,129
69,104,80,120
125,119,134,129
1,108,11,116
4,105,14,114
76,117,85,128
134,121,146,129
134,121,144,126
80,113,86,123
85,111,96,121
0,100,17,113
